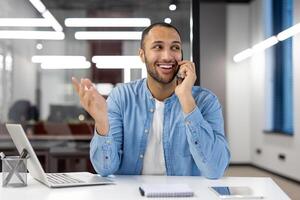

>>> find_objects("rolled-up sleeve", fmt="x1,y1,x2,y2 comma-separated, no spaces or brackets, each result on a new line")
183,94,231,179
90,88,124,176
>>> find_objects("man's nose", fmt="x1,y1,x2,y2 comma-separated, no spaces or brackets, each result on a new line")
161,50,174,61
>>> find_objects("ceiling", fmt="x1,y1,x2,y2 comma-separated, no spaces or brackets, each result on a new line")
43,0,252,10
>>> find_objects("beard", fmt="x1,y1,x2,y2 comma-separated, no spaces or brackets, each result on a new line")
144,56,179,84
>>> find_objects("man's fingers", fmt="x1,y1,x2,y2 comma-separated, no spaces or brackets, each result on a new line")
82,78,94,89
71,77,80,94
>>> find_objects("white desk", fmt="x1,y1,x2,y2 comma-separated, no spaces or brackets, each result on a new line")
0,175,290,200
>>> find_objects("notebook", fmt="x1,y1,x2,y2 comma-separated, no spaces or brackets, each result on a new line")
5,123,114,188
139,183,194,198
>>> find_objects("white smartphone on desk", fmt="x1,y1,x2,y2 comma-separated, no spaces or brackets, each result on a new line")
209,186,264,199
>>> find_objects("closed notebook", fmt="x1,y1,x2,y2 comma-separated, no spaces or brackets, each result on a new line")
139,183,194,198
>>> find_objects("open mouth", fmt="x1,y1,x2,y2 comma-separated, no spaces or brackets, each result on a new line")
156,63,177,69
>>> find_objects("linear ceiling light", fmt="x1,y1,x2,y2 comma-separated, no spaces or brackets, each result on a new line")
233,49,253,63
92,56,144,68
233,36,278,63
0,18,52,27
42,10,63,32
75,31,142,40
277,22,300,41
29,0,46,13
0,31,64,40
252,36,278,52
32,55,86,63
93,56,146,83
41,61,91,69
65,18,151,27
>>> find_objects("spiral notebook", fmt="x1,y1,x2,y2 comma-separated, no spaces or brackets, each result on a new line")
139,183,194,198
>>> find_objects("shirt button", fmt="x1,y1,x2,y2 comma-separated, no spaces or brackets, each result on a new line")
144,129,148,133
185,121,191,125
139,154,144,159
106,140,111,144
149,108,154,113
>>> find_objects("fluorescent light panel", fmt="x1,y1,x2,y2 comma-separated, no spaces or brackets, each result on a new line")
65,18,151,27
93,56,144,69
75,31,142,40
0,31,64,40
233,21,300,63
41,61,91,69
42,10,63,32
32,55,86,63
233,49,253,63
277,23,300,41
93,56,147,83
0,18,51,27
252,36,278,52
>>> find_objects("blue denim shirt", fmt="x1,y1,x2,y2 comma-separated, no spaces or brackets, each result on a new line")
90,78,230,179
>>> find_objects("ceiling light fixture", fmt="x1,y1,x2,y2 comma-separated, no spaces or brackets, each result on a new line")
41,61,91,69
75,31,142,40
164,18,172,24
277,22,300,41
36,43,43,50
42,10,63,32
169,4,177,11
0,18,51,27
93,56,146,83
32,55,86,63
65,18,151,27
233,36,279,63
92,56,144,68
0,31,64,40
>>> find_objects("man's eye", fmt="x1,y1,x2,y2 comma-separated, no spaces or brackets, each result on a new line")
172,46,181,51
153,45,162,49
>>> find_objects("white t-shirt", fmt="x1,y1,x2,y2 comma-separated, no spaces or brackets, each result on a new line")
142,99,166,175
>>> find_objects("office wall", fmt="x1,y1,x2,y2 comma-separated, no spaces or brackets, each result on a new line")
0,0,37,107
226,4,251,163
227,0,300,181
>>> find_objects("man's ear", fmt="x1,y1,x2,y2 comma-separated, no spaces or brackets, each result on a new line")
139,48,145,63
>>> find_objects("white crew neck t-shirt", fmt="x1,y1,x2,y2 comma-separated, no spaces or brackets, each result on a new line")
142,99,166,175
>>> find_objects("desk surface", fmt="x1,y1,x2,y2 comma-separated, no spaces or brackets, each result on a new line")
0,175,290,200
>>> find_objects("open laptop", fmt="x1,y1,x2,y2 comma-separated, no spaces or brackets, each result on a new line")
5,124,114,188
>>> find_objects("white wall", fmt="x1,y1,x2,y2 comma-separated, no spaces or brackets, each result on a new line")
227,0,300,181
226,4,251,163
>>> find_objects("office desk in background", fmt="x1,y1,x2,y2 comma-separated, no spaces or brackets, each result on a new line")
0,175,290,200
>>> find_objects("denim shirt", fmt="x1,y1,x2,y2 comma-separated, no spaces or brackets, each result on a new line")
90,78,230,179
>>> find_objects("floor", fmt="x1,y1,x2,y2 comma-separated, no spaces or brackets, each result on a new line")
225,165,300,200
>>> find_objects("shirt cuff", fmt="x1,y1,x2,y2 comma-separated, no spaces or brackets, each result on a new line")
183,106,204,124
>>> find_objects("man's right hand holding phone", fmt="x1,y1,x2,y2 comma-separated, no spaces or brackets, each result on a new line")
72,77,109,136
175,60,197,114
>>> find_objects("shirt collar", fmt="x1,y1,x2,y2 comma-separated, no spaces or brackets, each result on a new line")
142,78,177,103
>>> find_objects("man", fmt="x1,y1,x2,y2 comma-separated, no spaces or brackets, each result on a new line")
72,22,230,179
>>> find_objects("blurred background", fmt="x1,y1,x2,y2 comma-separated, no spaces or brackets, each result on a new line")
0,0,299,198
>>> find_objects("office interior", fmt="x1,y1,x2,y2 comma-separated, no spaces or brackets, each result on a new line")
0,0,299,198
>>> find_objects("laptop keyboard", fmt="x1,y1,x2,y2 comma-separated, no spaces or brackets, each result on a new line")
46,173,84,185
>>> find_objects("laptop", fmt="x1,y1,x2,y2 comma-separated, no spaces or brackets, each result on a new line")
5,124,114,188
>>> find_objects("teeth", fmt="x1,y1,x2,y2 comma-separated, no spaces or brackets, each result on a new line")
158,64,173,69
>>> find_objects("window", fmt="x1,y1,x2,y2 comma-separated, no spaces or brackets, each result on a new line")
265,0,294,135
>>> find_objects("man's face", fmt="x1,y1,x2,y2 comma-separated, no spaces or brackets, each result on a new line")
139,26,182,84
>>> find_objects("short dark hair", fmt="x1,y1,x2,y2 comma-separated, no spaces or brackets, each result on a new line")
140,22,181,49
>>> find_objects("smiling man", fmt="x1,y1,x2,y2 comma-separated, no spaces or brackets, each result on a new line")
72,22,230,179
